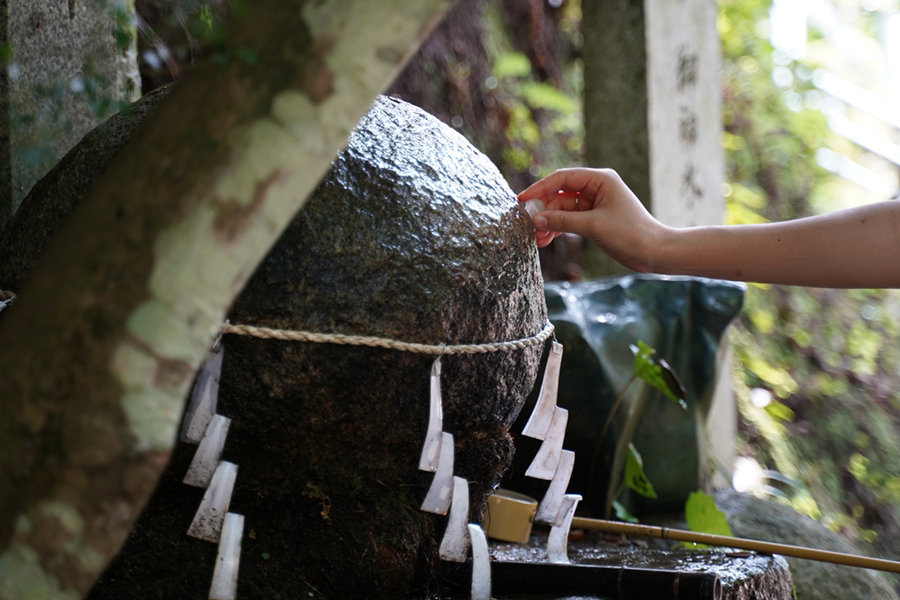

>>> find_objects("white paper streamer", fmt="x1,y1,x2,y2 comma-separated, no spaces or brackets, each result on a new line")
525,407,568,480
547,494,581,564
439,477,471,562
188,461,238,542
535,450,575,524
468,524,491,600
184,415,231,488
209,512,244,600
522,341,563,440
421,432,454,514
418,359,444,472
181,347,225,444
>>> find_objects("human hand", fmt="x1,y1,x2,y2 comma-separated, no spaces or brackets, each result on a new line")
517,168,669,273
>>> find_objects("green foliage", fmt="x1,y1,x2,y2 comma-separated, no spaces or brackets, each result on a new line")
481,0,583,182
624,443,657,499
719,0,829,224
492,52,532,78
198,5,215,34
631,341,687,409
518,82,580,114
721,0,900,561
233,47,258,66
613,499,639,523
598,340,684,519
764,399,795,422
6,0,143,204
685,491,733,537
100,0,137,53
136,0,234,87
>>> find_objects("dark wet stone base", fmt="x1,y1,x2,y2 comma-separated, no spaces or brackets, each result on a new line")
433,531,791,600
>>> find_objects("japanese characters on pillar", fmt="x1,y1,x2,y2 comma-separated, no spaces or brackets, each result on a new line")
646,0,725,228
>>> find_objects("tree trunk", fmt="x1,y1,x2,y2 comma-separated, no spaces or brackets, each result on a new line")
0,1,454,597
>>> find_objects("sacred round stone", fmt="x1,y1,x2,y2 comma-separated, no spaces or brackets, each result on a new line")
89,96,547,600
220,96,546,597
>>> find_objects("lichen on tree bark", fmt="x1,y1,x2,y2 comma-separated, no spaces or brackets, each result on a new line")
0,1,455,597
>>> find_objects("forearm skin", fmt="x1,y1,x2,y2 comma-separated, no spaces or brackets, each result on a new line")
654,200,900,289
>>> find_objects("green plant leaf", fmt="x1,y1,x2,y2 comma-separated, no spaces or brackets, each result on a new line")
199,5,214,34
764,399,795,422
624,443,657,499
631,341,687,409
519,81,579,113
492,52,531,79
685,490,733,537
613,500,639,523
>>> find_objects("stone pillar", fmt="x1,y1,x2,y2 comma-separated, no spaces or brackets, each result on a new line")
582,0,735,493
0,0,140,234
582,0,725,272
644,0,724,229
581,0,649,278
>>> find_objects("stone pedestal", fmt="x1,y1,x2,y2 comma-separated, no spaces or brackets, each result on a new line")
0,0,139,233
488,535,793,600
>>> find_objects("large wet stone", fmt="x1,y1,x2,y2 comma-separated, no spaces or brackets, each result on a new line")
81,96,547,599
0,84,172,288
715,489,899,600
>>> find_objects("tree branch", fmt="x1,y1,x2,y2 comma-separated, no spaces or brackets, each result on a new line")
0,0,454,596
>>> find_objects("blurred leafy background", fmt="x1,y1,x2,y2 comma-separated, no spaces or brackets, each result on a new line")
718,0,900,577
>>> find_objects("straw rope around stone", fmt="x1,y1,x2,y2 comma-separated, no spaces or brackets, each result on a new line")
222,321,555,355
0,289,552,354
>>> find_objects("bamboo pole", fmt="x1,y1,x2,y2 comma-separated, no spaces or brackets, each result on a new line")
571,517,900,574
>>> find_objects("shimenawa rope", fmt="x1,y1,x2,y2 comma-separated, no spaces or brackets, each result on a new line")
222,321,555,355
0,290,551,354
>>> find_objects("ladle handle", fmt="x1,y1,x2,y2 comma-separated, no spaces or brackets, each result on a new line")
571,517,900,574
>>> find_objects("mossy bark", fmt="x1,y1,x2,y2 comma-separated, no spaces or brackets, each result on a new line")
0,1,454,598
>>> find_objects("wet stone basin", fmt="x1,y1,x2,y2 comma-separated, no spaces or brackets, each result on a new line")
442,531,792,600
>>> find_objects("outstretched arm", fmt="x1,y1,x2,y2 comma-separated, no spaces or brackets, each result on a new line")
518,168,900,289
